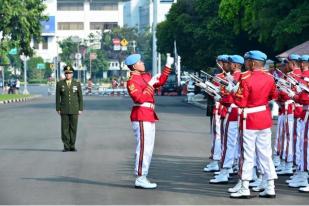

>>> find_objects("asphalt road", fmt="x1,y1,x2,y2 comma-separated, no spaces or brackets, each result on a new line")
0,95,307,204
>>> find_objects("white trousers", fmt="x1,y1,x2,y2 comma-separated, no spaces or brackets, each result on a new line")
283,114,294,162
274,114,285,156
132,121,155,176
222,121,238,168
211,114,222,161
240,128,277,181
301,115,309,171
295,118,304,168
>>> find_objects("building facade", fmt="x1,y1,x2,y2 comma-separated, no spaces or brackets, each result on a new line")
36,0,124,63
123,0,176,31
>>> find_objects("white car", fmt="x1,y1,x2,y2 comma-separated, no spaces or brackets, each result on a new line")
187,80,195,93
180,76,190,86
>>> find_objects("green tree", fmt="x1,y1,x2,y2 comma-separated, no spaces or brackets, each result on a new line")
58,37,80,65
157,0,236,70
27,56,44,81
84,49,108,79
219,0,309,52
100,26,152,76
0,0,48,56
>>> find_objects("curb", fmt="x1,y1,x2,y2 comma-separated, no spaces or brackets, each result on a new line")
0,95,42,104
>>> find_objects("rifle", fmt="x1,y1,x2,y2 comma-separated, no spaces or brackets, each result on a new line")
200,70,229,87
275,68,309,92
188,74,221,97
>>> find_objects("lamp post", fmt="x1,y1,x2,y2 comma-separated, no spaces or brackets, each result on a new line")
20,54,29,95
152,0,158,76
71,36,82,81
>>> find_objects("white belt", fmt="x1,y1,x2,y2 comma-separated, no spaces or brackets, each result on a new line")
285,100,294,106
228,103,238,113
242,105,267,131
224,104,239,125
135,102,155,109
284,100,295,115
243,105,266,115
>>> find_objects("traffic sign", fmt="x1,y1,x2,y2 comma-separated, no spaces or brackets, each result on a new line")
75,53,82,60
114,45,121,51
90,53,97,60
112,38,121,45
50,63,54,70
121,38,128,46
8,48,17,55
37,63,45,70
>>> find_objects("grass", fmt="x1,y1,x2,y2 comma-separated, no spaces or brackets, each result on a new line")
0,94,31,101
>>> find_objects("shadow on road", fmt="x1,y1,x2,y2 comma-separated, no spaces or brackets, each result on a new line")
0,148,61,152
117,154,309,199
21,176,132,189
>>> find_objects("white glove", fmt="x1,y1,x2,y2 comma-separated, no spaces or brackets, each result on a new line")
226,72,234,82
288,91,295,98
295,85,302,93
232,83,240,93
196,82,206,89
226,82,234,92
214,94,221,102
166,56,174,68
148,73,161,86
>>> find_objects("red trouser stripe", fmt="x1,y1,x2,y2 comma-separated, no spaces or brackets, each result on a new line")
138,121,144,176
238,129,244,179
304,119,309,171
277,119,283,156
280,116,286,159
221,120,230,168
293,118,298,165
210,112,219,159
285,117,291,162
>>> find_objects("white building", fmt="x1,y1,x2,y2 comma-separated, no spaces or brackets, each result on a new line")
123,0,176,31
35,0,176,79
36,0,125,63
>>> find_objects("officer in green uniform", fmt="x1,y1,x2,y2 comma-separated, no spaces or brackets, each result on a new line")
56,65,83,152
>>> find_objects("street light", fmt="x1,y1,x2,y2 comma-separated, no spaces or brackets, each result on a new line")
71,36,82,81
20,54,29,95
152,0,158,76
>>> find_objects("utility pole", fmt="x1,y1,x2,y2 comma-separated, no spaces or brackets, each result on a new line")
20,54,29,95
152,0,158,76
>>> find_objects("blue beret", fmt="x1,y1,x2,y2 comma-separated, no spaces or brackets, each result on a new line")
299,55,309,62
228,55,244,65
246,50,267,62
217,54,229,62
124,54,141,66
287,53,301,61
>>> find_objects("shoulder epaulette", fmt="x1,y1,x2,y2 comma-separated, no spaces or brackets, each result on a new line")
127,75,133,81
241,73,251,80
264,72,273,77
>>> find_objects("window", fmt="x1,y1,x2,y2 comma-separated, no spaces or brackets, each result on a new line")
58,22,84,30
33,39,39,50
139,6,149,31
57,1,84,11
42,36,48,50
90,22,118,30
90,1,118,11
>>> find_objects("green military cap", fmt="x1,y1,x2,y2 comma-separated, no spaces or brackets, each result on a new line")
63,65,74,73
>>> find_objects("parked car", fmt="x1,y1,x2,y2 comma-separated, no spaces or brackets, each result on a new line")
161,74,181,96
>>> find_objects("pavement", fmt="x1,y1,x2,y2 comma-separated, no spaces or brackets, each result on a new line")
0,95,307,204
